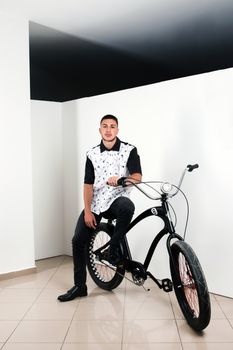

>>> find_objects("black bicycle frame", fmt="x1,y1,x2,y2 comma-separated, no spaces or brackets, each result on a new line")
122,195,183,271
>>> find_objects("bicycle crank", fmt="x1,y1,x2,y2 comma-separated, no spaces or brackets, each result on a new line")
123,259,147,283
99,259,150,290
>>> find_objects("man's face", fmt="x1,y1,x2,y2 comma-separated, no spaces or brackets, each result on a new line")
99,119,119,142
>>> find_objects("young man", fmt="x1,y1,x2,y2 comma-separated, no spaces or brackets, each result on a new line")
58,114,142,301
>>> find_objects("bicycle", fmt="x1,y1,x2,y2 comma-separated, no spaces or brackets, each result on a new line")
86,164,211,331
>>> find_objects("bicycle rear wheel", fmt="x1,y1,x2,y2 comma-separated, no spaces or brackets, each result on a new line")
86,223,125,290
170,240,211,331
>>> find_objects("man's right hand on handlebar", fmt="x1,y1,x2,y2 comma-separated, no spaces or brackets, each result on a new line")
107,176,121,187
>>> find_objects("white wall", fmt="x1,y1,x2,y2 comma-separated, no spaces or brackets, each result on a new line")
62,101,80,255
0,11,35,273
31,100,81,258
63,68,233,297
31,101,64,259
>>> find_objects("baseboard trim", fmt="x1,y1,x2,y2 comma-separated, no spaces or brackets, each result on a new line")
0,266,37,281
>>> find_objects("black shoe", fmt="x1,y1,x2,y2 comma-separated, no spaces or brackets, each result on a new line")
57,285,87,302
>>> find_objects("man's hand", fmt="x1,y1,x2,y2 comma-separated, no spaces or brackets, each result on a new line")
84,211,97,229
107,176,120,187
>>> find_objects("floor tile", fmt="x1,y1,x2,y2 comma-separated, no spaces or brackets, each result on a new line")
215,296,233,318
56,266,73,275
2,344,62,350
74,301,124,320
65,320,123,343
45,280,74,290
53,263,73,272
168,292,184,319
0,288,41,303
86,274,120,290
122,344,182,350
123,300,174,320
123,319,180,343
209,299,226,319
214,295,233,303
45,271,74,289
125,286,170,304
35,287,75,303
62,344,121,350
0,321,19,342
177,319,233,342
209,294,218,301
0,303,31,320
8,320,70,343
1,256,233,350
24,301,77,320
0,281,10,288
6,271,55,289
81,287,125,304
182,344,233,350
36,256,65,270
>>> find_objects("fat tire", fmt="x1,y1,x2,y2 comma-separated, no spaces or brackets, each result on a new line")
170,240,211,331
86,223,125,290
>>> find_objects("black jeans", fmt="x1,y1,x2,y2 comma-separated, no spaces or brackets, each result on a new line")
72,196,135,287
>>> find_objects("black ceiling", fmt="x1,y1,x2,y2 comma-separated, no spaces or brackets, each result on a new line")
29,5,233,102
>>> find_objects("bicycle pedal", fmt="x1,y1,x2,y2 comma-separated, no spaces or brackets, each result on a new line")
162,278,173,292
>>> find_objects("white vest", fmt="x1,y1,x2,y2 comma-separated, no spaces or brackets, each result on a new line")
87,142,134,214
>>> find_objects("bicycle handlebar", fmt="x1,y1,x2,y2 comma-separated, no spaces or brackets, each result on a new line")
187,164,199,172
117,177,127,187
171,163,199,197
117,163,199,200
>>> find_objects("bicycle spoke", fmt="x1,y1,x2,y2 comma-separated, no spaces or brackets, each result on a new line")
87,224,125,289
178,253,200,318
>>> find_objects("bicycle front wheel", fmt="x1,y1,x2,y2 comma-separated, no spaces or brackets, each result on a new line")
170,240,211,331
86,223,125,290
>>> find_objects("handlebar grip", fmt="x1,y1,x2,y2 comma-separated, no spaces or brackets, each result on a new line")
117,177,127,187
187,164,199,172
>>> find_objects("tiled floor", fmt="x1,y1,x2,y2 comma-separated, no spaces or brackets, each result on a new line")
0,256,233,349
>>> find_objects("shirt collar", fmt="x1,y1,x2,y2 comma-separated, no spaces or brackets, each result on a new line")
100,137,121,153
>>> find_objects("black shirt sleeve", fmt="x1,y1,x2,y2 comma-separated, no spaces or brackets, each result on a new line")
84,156,95,184
127,147,142,175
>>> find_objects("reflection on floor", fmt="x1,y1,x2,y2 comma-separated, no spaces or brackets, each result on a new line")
0,256,233,350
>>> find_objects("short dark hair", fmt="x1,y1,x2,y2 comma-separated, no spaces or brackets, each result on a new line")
100,114,118,126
